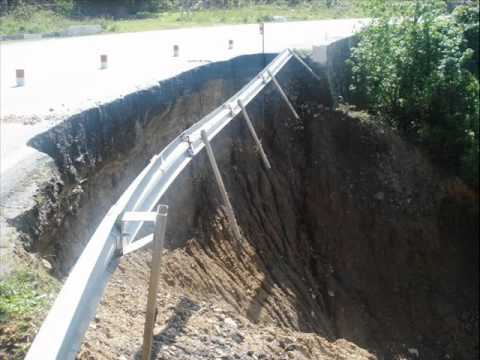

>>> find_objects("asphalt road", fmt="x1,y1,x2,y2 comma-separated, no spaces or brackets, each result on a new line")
0,17,365,284
0,19,365,177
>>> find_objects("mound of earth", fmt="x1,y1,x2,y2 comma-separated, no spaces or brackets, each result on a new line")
80,251,375,360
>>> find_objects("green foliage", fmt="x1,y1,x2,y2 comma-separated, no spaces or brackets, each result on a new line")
0,267,59,359
0,1,365,35
454,3,479,77
54,0,75,15
0,269,58,323
349,0,480,186
0,8,68,34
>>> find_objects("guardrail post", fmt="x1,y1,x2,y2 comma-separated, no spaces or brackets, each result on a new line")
100,55,108,70
173,45,179,57
237,99,271,170
142,205,168,360
267,70,300,120
289,49,322,82
201,130,242,244
228,39,234,50
16,69,25,87
259,23,265,55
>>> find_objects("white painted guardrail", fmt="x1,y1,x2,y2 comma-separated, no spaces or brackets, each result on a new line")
26,48,314,360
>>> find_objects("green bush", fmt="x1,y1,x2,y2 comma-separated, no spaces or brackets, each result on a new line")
454,3,479,78
348,0,479,186
54,0,75,15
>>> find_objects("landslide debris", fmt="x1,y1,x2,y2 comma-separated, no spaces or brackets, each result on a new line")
81,101,478,360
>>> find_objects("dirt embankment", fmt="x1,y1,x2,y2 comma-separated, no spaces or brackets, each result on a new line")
81,61,477,358
9,52,478,359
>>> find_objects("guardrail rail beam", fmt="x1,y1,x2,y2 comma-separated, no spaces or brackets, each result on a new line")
26,49,296,360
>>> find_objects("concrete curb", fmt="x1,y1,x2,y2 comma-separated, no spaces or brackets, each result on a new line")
0,24,103,42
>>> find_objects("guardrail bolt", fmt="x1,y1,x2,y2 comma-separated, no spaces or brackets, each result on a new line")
100,54,108,69
16,69,25,87
228,40,234,50
173,45,179,57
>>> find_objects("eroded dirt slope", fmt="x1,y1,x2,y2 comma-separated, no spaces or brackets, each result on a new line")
80,251,375,360
81,92,478,360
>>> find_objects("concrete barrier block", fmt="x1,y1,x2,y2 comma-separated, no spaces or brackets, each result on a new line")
63,25,102,37
23,34,43,40
312,45,328,65
271,16,288,22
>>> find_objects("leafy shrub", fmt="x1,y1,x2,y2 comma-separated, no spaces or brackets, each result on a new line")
348,0,479,186
54,0,75,16
9,2,37,20
454,3,479,78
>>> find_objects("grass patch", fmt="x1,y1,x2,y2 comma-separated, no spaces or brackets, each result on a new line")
0,269,58,322
0,267,60,359
0,3,365,36
110,4,364,33
0,7,107,36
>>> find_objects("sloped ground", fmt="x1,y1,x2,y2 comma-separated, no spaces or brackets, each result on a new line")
80,97,478,359
79,251,374,360
5,54,477,359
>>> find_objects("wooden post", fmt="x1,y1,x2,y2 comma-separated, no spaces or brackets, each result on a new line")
201,130,242,243
142,205,168,360
237,99,271,170
267,70,300,120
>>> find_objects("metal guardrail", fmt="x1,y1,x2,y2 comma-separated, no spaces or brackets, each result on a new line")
26,48,315,360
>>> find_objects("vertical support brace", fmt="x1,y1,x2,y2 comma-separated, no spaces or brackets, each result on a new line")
267,70,300,120
289,49,322,82
237,99,272,170
117,221,129,256
142,205,168,360
200,130,242,243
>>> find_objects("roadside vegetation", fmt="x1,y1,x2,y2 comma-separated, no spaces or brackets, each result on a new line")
0,0,365,35
348,0,479,187
0,265,59,359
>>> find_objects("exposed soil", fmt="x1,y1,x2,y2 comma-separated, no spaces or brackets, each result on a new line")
80,96,478,359
5,52,478,360
79,251,375,360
